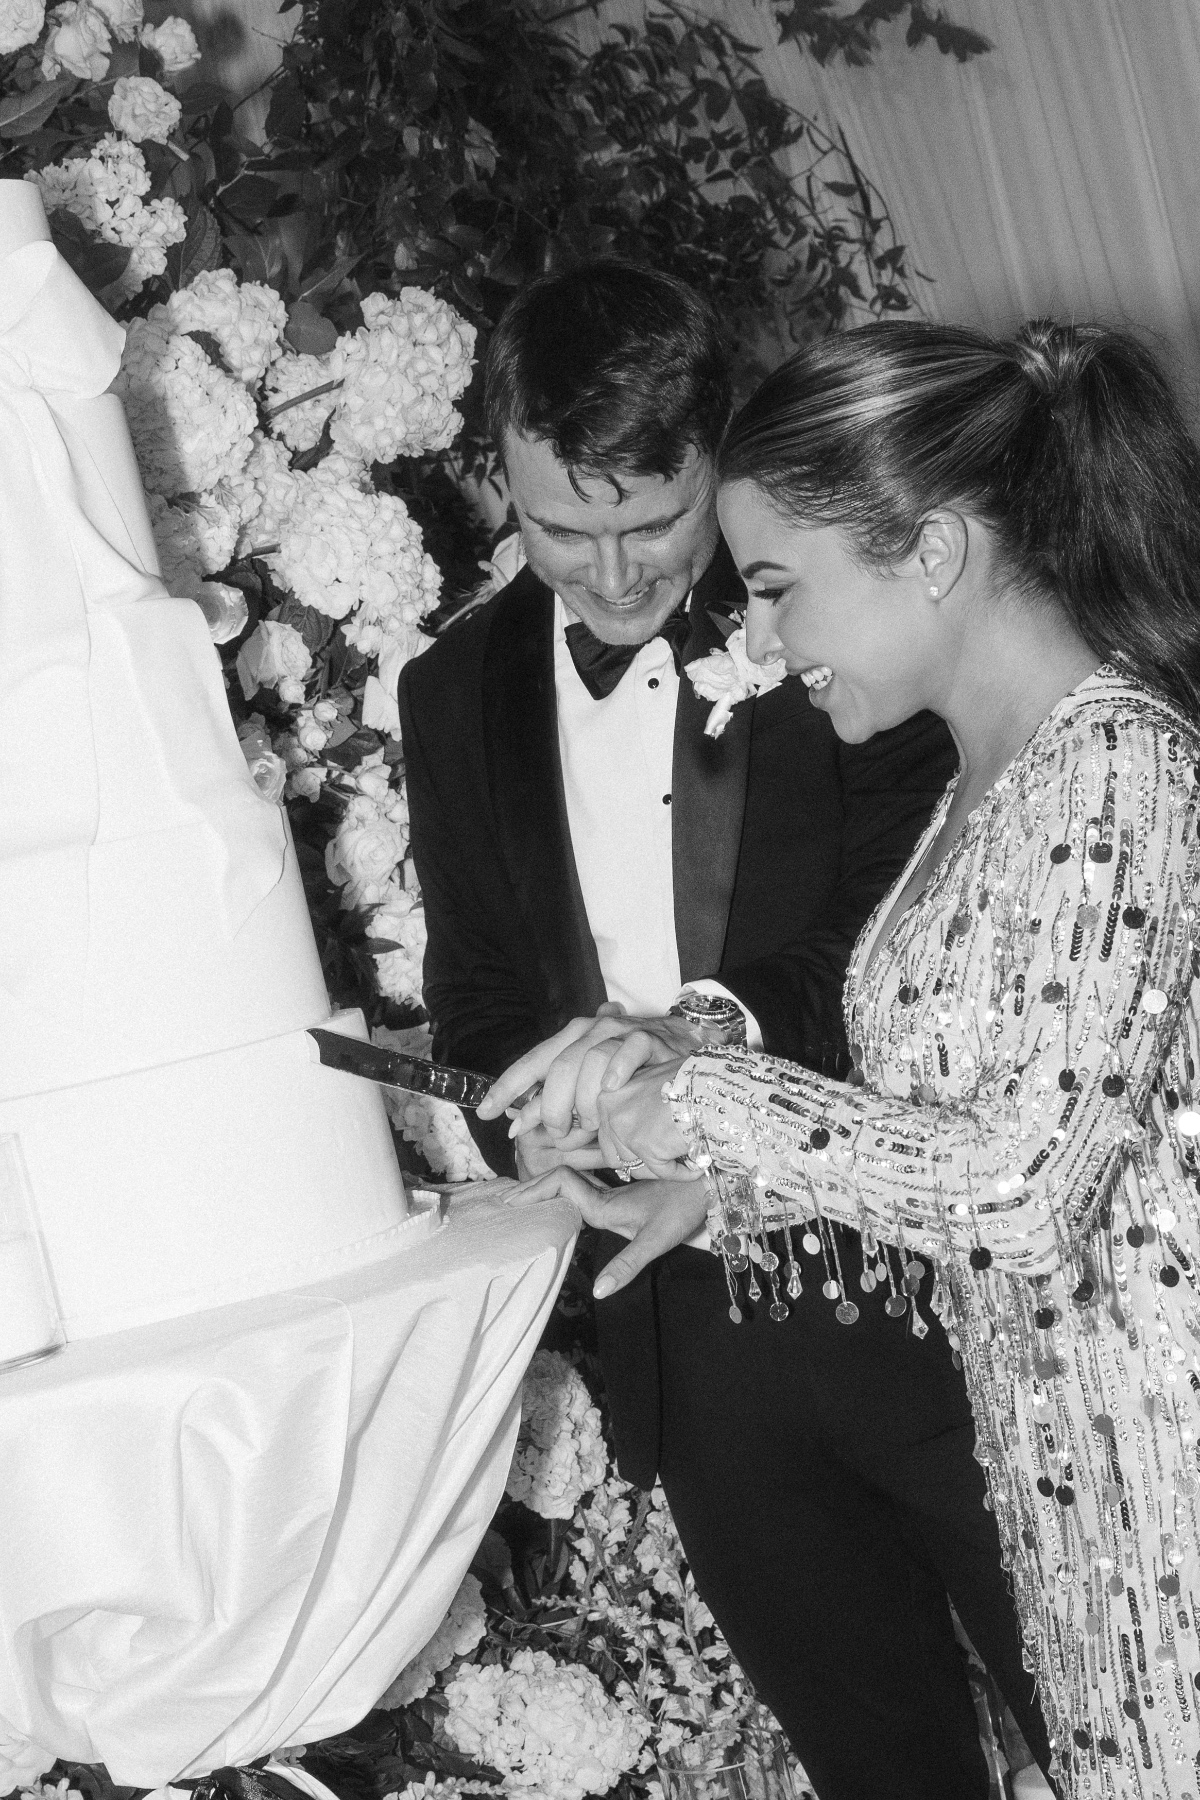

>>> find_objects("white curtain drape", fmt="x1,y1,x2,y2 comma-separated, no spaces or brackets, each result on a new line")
585,0,1200,411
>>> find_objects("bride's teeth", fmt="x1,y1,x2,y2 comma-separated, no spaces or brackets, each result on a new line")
800,666,833,690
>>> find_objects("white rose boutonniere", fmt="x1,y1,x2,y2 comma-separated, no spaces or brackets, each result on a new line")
684,624,786,739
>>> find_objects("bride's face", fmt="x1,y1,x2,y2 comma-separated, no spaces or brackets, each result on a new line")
717,479,937,743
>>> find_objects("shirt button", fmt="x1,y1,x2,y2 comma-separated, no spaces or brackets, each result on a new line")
648,677,659,689
662,793,672,805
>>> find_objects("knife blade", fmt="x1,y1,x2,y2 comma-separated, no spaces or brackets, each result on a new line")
308,1027,538,1112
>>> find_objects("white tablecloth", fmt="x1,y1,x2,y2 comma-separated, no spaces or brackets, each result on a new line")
0,1187,578,1791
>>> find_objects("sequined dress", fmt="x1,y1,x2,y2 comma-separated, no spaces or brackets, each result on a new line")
670,668,1200,1798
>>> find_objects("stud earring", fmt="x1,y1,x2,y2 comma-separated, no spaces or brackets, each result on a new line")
928,585,940,597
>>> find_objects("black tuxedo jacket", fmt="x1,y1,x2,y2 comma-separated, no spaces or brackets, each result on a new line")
398,543,958,1483
399,539,956,1173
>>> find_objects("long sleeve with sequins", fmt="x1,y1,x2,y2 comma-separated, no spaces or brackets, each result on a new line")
673,684,1200,1276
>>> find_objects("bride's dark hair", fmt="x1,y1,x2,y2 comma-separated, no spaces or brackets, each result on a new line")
719,318,1200,721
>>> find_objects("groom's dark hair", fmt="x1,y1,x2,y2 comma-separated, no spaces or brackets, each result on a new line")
485,260,732,488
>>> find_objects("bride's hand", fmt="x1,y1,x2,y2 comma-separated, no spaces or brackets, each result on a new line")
596,1059,692,1173
505,1166,709,1297
482,1010,700,1139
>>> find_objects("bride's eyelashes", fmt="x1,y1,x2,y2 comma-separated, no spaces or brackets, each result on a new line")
749,586,791,604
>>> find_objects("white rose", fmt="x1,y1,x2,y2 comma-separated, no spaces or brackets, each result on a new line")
236,723,287,804
326,816,409,902
41,0,110,78
90,0,139,36
287,765,326,802
108,73,180,143
0,0,45,55
138,13,198,77
684,627,786,739
236,620,312,701
192,582,248,645
244,750,287,804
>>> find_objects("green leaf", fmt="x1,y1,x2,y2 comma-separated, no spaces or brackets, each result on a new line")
46,210,131,295
181,81,228,119
165,202,223,290
183,329,228,371
220,172,281,224
0,77,75,138
284,298,339,355
265,75,307,142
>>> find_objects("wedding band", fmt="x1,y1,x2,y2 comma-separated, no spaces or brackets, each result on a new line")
613,1158,644,1183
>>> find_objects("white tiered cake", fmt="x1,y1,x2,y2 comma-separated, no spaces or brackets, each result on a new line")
0,182,414,1340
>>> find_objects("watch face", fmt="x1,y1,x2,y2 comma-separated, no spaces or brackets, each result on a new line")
681,993,739,1021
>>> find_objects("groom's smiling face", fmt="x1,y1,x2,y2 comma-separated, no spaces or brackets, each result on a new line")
503,431,720,645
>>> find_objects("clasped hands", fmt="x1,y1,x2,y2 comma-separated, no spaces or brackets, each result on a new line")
477,1006,703,1297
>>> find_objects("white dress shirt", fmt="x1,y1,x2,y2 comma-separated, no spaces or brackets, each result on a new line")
554,596,682,1014
552,595,761,1045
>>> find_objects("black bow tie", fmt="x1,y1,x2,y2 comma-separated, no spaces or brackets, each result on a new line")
564,606,693,700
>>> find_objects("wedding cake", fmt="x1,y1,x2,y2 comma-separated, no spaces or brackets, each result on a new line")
0,182,414,1340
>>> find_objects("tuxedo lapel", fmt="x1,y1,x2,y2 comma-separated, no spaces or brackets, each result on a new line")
672,540,753,982
480,570,607,1021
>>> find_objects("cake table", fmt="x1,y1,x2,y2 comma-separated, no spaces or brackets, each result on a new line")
0,1187,578,1792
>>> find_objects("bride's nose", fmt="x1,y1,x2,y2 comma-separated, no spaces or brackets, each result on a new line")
744,595,784,665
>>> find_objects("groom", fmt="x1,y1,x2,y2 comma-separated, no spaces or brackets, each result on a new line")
399,263,1044,1798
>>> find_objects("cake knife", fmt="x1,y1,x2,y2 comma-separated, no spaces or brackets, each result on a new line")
307,1027,538,1111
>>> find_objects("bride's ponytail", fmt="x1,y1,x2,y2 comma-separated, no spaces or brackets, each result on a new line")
720,317,1200,721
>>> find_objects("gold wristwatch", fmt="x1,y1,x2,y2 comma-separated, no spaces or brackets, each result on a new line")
667,989,748,1047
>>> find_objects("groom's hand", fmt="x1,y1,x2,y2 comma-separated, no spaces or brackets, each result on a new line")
482,1010,702,1138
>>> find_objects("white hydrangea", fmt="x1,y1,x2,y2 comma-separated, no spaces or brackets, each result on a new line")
227,432,299,555
264,349,340,451
29,134,185,298
162,268,287,388
108,72,179,142
116,314,256,496
328,289,476,465
41,0,109,77
147,488,239,596
138,12,198,77
236,619,313,706
275,470,438,627
378,1573,487,1708
506,1351,608,1520
444,1648,649,1800
91,0,139,37
0,0,45,55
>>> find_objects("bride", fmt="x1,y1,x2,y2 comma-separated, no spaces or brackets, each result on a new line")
481,317,1200,1795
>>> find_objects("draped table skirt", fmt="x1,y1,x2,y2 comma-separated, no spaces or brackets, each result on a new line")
0,1185,577,1791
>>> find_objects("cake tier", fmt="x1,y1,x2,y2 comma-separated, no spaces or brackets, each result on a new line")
0,1011,412,1339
